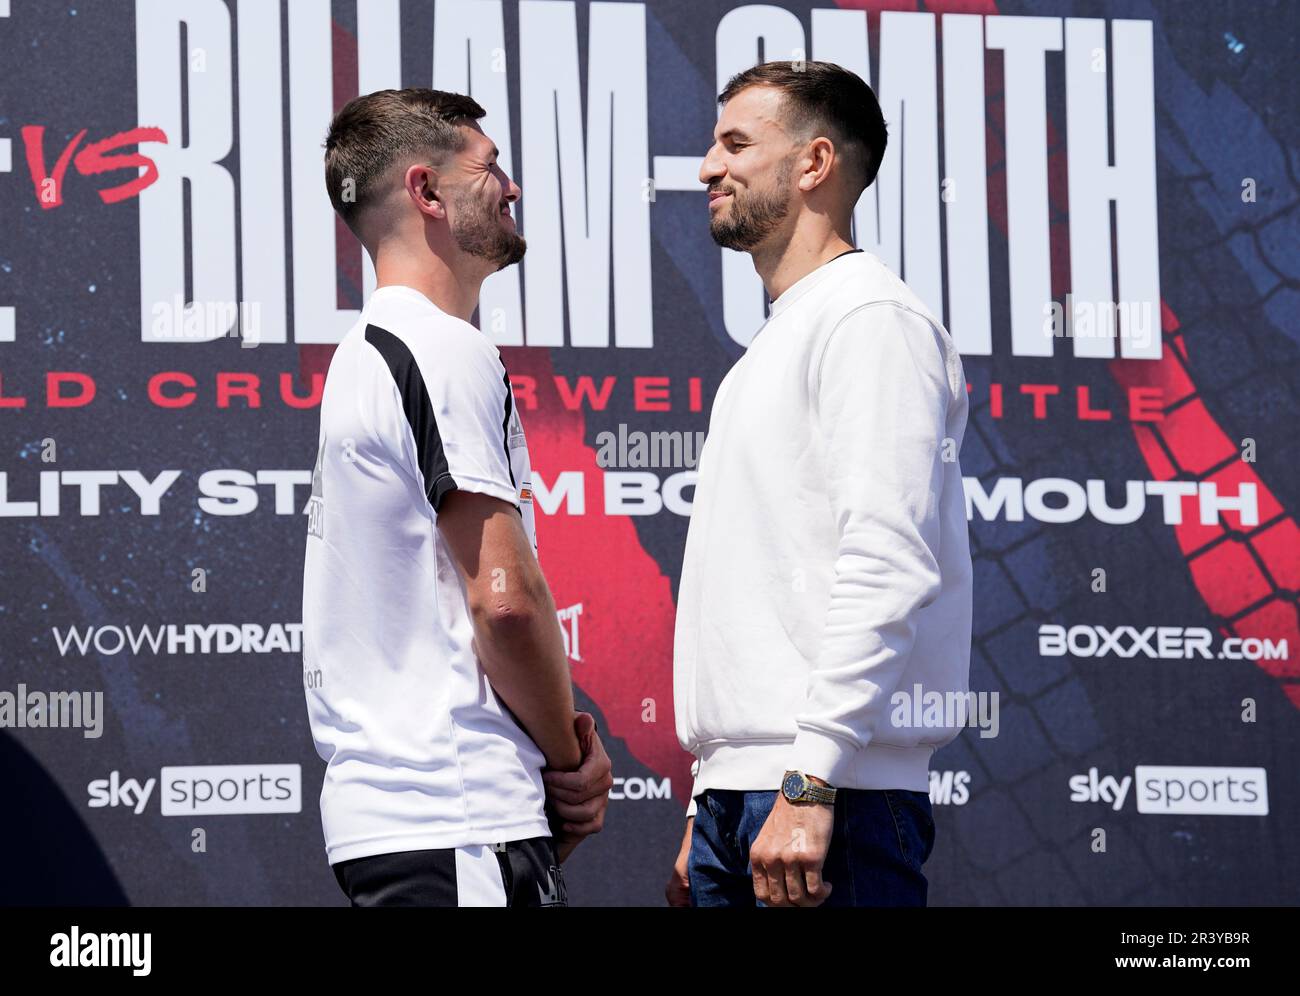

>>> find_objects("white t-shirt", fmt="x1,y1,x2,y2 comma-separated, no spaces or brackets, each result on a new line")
302,284,549,866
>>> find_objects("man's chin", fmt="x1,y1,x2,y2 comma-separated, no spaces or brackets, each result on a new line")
494,236,526,270
709,224,752,252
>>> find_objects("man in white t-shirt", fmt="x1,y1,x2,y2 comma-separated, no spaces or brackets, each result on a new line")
302,88,611,907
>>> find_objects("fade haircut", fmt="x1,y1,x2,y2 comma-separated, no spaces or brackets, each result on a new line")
718,61,888,199
324,88,486,236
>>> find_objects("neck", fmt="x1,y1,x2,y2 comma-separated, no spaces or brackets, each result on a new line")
751,215,855,302
372,242,489,323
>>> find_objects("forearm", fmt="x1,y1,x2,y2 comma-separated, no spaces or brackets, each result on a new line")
471,573,582,771
791,535,938,777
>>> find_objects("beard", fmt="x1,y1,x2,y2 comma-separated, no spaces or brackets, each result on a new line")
450,190,527,270
708,157,793,252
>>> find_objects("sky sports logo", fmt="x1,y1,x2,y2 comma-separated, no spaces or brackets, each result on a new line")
87,764,301,816
1040,625,1287,661
1069,765,1268,815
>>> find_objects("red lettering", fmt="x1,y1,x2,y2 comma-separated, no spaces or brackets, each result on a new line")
1129,386,1164,422
47,372,95,408
1076,385,1112,421
280,372,324,409
217,373,261,408
149,372,196,408
1020,383,1059,419
73,127,167,204
0,373,27,409
554,375,615,411
21,125,87,210
510,375,537,411
634,376,671,412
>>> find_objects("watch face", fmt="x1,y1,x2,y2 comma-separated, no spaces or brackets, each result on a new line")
782,772,805,800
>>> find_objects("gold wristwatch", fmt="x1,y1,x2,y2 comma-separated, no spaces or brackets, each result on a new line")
781,770,837,805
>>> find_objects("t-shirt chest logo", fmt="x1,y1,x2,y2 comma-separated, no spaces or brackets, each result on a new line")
306,439,326,539
507,406,526,449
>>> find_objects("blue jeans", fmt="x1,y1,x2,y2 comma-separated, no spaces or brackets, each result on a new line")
688,788,935,907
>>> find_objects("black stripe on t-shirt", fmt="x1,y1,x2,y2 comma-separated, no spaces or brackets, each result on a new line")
364,324,459,512
500,369,517,490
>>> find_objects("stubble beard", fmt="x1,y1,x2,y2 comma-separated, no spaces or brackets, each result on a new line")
708,157,794,253
451,191,527,270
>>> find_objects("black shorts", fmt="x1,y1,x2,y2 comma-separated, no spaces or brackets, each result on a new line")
332,837,567,907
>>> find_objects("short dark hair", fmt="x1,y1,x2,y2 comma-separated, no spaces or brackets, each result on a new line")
324,88,485,234
718,61,888,197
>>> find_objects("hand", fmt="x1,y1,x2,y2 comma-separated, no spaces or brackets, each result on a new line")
749,795,834,907
542,712,612,863
665,816,693,906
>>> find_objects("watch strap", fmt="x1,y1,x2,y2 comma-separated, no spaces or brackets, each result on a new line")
802,781,837,805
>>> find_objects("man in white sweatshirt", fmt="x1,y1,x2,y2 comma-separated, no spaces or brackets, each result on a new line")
667,61,973,907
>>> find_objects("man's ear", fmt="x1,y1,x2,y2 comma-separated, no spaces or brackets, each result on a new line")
405,163,445,218
797,138,836,194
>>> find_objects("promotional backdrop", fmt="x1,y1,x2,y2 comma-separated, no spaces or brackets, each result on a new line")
2,0,1297,905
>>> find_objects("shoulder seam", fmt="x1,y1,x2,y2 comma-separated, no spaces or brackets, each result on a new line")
813,300,947,401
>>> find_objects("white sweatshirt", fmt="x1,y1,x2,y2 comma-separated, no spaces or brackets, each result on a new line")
673,249,973,814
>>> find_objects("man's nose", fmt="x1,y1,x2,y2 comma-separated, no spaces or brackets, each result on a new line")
699,147,724,187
